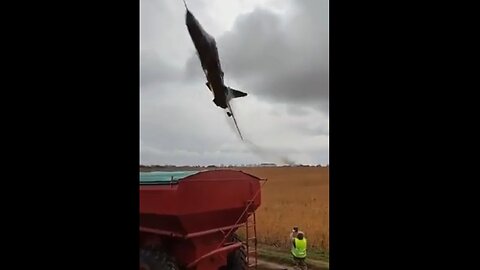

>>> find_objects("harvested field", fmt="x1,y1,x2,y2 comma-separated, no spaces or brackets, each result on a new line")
237,167,329,252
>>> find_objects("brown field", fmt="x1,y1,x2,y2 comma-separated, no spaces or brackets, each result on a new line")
238,167,329,252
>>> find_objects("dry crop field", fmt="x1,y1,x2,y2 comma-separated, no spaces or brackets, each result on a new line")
238,167,329,251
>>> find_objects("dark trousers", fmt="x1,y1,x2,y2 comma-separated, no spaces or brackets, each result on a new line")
292,256,307,270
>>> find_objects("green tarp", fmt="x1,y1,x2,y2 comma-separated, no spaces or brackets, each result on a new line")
140,171,200,184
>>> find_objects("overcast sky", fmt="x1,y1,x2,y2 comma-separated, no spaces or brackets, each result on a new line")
140,0,328,166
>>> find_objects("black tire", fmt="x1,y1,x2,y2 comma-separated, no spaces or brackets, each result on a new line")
140,249,179,270
226,234,248,270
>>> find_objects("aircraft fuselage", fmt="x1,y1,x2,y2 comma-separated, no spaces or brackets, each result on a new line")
185,10,229,109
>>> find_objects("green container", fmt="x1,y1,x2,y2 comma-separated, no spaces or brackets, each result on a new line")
140,171,200,184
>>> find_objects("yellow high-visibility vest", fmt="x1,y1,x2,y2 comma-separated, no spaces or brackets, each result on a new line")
291,237,307,258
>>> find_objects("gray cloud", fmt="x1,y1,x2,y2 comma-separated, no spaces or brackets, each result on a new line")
141,49,183,87
185,0,328,113
140,0,329,166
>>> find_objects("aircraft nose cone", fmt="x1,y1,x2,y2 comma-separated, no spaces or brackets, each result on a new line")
185,10,195,23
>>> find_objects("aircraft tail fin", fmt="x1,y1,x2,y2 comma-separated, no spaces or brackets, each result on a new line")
229,88,248,98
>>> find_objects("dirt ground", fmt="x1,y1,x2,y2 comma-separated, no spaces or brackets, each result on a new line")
257,258,329,270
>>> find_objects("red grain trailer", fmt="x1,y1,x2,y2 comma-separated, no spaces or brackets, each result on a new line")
140,169,264,270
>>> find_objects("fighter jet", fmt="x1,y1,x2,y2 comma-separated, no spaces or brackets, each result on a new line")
183,1,247,117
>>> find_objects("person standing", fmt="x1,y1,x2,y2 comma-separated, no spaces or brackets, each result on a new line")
291,231,307,270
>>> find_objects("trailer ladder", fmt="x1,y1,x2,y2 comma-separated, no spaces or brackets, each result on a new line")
244,202,258,270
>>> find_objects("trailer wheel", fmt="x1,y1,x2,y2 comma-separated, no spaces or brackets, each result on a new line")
140,249,179,270
226,234,248,270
